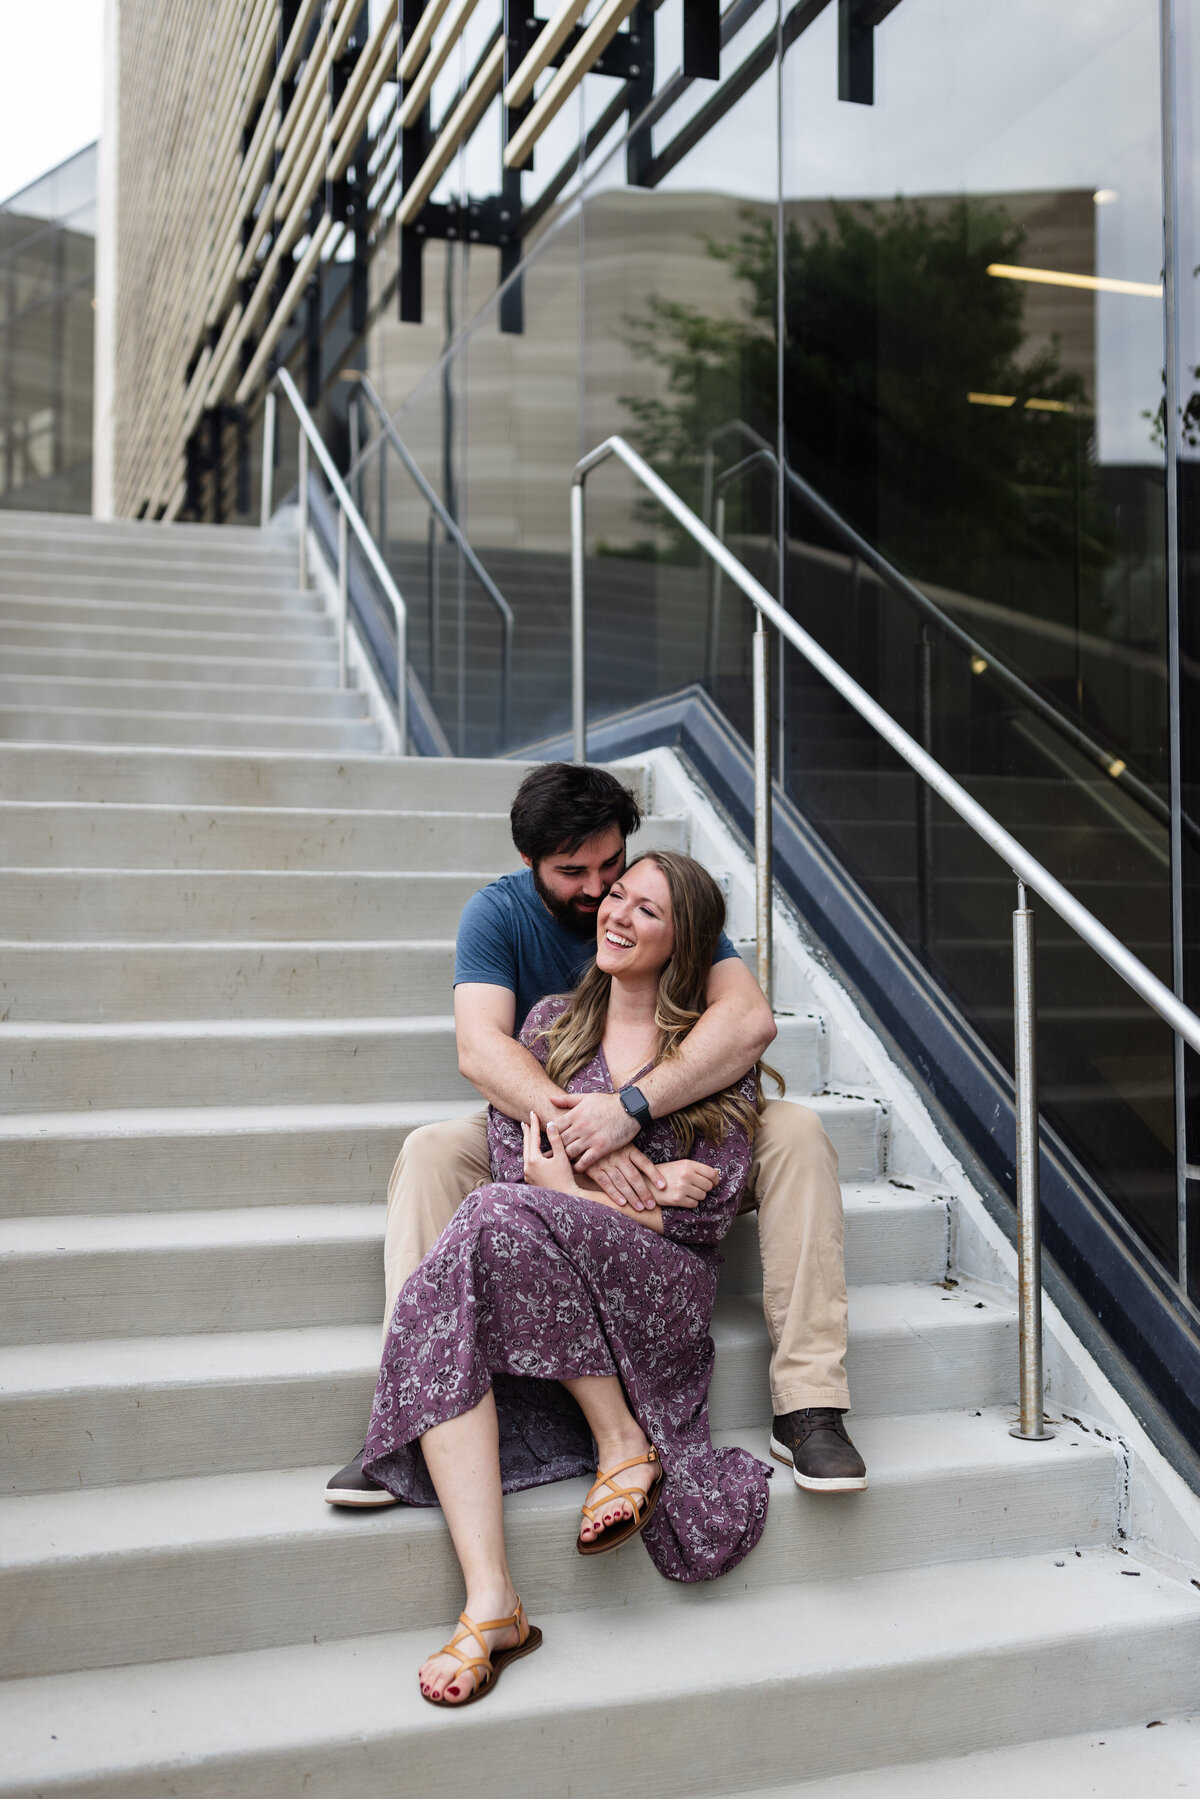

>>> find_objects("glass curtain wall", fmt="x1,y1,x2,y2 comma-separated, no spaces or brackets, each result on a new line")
359,0,1192,1327
0,145,97,514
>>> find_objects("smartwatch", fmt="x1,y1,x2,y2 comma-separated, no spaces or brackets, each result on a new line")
618,1084,653,1131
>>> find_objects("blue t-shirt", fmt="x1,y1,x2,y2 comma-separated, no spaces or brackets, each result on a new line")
454,866,738,1032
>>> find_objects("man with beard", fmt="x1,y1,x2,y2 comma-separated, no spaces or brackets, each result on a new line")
326,761,866,1503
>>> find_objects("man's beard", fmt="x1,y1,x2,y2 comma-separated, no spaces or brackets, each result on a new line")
532,865,605,937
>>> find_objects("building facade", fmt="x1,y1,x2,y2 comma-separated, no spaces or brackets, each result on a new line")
101,0,1200,1442
0,144,97,514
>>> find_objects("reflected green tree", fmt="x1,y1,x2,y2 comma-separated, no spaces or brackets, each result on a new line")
622,196,1111,623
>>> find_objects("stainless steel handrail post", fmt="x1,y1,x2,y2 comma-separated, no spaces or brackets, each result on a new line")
260,390,276,528
753,617,773,1004
275,368,408,753
571,475,587,763
1011,881,1052,1440
297,429,309,590
337,506,349,691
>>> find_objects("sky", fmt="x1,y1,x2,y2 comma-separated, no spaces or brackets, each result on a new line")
0,0,103,204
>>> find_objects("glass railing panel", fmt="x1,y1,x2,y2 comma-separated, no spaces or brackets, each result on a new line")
771,0,1174,1286
342,0,1185,1304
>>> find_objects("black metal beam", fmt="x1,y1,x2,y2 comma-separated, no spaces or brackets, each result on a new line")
838,0,874,103
682,0,720,79
625,0,656,186
399,0,432,321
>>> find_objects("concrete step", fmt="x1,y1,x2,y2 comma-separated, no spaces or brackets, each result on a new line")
0,804,688,872
0,1409,1114,1679
0,593,334,636
0,512,296,562
0,706,383,752
0,557,307,597
0,743,598,808
0,674,370,720
0,869,505,939
0,1282,1010,1494
1,644,347,689
769,1714,1200,1798
0,616,341,661
0,1184,944,1343
0,1015,483,1112
2,1551,1196,1798
0,579,322,622
0,1092,890,1217
0,1008,823,1115
0,939,455,1022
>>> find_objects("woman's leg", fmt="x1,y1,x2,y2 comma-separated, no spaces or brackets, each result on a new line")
563,1374,657,1544
418,1389,525,1703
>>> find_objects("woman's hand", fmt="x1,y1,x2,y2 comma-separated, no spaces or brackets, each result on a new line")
521,1112,582,1194
654,1160,721,1209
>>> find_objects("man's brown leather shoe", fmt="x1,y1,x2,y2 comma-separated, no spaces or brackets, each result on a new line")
324,1447,401,1507
770,1408,867,1492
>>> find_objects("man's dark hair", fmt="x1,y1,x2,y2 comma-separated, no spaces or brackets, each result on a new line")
510,762,643,861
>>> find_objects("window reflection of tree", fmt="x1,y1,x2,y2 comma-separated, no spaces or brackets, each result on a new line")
620,196,1114,631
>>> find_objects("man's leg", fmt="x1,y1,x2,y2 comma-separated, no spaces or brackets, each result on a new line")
326,1111,490,1506
381,1111,491,1340
750,1098,867,1492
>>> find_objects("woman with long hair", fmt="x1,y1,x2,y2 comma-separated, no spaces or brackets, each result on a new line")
364,851,776,1707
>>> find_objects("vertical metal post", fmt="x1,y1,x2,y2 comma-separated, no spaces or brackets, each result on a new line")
915,624,935,960
297,429,309,589
395,595,408,755
427,511,439,697
337,505,349,690
348,396,361,515
378,425,388,556
707,493,726,684
260,390,276,527
1011,880,1053,1441
753,617,773,1004
571,477,587,763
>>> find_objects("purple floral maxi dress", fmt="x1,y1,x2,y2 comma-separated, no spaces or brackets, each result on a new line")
363,996,770,1582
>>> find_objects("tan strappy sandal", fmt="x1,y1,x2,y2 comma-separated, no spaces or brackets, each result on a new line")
420,1598,542,1707
577,1446,663,1556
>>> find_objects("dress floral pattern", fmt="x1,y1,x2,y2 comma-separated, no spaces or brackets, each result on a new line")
363,995,770,1582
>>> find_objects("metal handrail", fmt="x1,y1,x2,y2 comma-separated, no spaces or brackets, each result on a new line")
344,372,515,746
262,369,408,752
571,433,1200,1441
705,420,1174,837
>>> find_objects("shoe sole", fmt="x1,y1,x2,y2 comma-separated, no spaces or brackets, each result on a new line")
323,1486,402,1507
769,1435,868,1492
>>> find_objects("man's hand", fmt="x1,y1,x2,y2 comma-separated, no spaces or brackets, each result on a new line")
586,1144,667,1212
550,1089,639,1167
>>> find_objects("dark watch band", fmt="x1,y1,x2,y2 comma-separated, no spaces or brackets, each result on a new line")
618,1084,653,1130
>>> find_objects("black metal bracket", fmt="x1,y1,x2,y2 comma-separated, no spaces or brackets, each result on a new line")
838,0,904,104
410,195,521,247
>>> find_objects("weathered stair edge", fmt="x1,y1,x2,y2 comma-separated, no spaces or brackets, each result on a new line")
641,745,1200,1583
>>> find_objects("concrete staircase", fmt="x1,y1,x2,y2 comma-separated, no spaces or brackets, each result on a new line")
0,509,381,752
2,516,1199,1795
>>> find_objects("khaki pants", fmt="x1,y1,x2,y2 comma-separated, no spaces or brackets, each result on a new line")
381,1098,850,1415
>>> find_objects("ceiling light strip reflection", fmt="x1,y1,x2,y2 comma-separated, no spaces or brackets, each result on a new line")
987,262,1163,299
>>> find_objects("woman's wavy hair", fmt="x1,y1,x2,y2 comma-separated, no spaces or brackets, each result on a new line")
536,850,783,1153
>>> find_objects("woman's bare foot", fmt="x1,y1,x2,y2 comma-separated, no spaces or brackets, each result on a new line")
418,1585,523,1705
579,1431,658,1546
